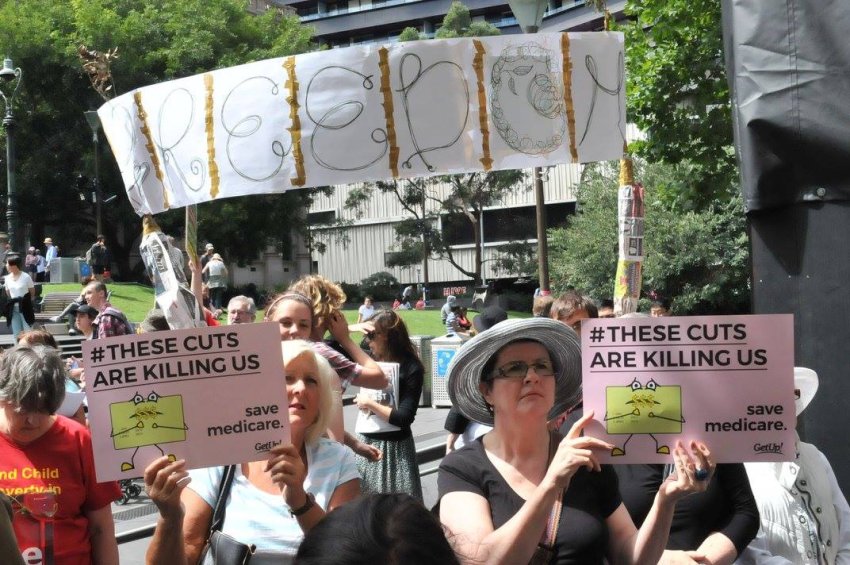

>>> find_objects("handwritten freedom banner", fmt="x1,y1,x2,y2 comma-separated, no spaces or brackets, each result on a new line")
98,32,625,215
581,314,795,464
84,323,288,482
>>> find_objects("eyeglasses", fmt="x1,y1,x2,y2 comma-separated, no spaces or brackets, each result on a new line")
8,491,58,519
493,360,555,380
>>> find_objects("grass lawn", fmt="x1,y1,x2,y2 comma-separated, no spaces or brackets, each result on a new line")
340,307,531,337
39,282,531,335
39,282,155,322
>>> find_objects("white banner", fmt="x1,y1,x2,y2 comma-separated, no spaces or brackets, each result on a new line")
99,32,625,215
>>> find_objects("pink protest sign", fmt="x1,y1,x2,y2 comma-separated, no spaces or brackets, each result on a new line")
581,314,795,464
84,322,288,482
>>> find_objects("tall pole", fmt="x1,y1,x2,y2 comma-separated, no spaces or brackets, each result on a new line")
84,111,103,236
4,110,16,252
506,0,550,294
0,58,22,253
93,130,101,236
534,167,549,293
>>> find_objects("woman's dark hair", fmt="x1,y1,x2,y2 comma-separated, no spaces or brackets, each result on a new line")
294,493,460,565
370,310,420,365
5,254,20,268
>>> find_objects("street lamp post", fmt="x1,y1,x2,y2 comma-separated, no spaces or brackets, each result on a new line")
507,0,550,294
84,111,103,236
0,58,22,252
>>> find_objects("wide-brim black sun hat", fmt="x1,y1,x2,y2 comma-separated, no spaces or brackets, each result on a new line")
447,317,582,425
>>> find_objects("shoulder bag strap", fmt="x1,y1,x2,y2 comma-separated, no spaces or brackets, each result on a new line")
209,465,237,534
540,430,565,549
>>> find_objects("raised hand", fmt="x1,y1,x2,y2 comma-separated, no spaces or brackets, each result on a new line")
327,310,351,342
545,410,614,489
660,441,715,501
143,456,191,520
265,444,308,507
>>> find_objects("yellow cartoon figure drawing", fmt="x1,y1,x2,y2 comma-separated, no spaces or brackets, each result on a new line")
604,377,683,456
110,391,188,472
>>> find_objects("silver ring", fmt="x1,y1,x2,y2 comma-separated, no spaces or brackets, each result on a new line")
695,467,709,481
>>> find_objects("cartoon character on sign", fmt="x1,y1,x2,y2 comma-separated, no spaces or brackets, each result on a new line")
110,391,188,472
604,377,684,456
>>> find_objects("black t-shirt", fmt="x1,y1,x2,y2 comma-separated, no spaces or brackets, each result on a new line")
615,463,759,555
438,438,622,564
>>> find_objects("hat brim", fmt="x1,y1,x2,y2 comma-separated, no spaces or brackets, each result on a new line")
794,367,818,416
447,317,582,425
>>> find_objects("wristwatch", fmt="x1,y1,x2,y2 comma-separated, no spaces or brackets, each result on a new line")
290,492,315,517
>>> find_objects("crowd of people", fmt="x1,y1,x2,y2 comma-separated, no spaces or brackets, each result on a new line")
0,253,847,564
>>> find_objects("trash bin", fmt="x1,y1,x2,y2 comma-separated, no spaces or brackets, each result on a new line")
50,257,77,283
430,335,468,408
410,335,435,406
74,257,91,281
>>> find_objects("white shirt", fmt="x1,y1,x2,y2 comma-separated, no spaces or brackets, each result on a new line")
45,244,58,263
188,438,359,564
358,304,375,321
738,436,850,564
4,271,34,298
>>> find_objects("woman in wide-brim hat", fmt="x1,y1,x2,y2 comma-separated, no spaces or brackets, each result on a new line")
437,317,716,564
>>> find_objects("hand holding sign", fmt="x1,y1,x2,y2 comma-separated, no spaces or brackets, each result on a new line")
658,441,715,503
265,444,307,508
143,456,192,521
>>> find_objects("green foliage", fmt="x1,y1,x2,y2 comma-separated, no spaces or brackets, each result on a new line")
623,0,736,209
0,0,316,275
397,27,422,42
359,271,400,301
491,240,537,279
341,306,532,338
435,1,499,39
549,159,750,315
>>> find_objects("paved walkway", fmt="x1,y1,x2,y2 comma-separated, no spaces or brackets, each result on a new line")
116,403,452,564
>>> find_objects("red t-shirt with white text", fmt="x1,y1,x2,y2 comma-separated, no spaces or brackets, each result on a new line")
0,416,120,564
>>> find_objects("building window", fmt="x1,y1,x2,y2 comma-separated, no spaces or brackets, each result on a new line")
307,210,336,226
441,203,576,246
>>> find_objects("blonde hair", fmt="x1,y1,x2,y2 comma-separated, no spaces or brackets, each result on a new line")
288,275,346,332
281,340,338,444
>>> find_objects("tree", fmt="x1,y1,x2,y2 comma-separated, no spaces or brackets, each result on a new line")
345,170,525,285
435,1,499,38
622,0,736,210
397,27,422,42
549,158,750,315
0,0,316,276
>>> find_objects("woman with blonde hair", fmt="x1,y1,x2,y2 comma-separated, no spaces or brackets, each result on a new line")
144,340,360,564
